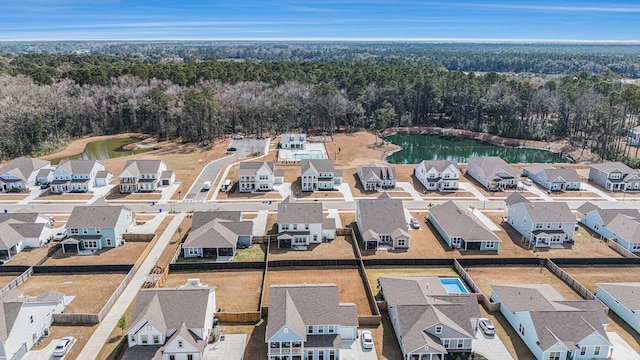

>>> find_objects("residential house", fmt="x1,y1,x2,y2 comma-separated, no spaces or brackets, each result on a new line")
505,192,576,248
413,160,460,191
466,156,519,191
0,158,52,192
118,160,173,193
50,160,107,193
588,162,640,192
276,196,336,249
379,277,481,360
576,202,640,252
0,289,70,360
124,279,216,360
265,284,358,360
35,168,53,186
595,283,640,334
183,211,253,260
522,165,581,191
491,284,611,360
280,133,307,150
0,212,53,262
238,161,284,192
627,125,640,146
62,204,135,253
356,163,396,191
356,192,409,250
300,159,342,192
429,201,501,251
95,170,114,187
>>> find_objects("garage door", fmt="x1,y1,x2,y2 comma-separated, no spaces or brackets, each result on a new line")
339,326,356,340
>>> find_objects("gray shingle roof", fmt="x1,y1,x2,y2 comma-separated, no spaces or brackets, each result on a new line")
119,160,165,177
266,284,358,341
191,211,242,231
238,161,274,176
160,170,174,180
357,163,396,182
606,214,640,242
597,283,640,310
429,201,500,243
356,192,407,236
95,170,111,179
301,159,335,174
504,192,529,206
543,168,581,183
280,134,306,145
183,219,252,249
66,205,130,229
468,156,519,180
518,201,575,223
576,202,640,225
278,196,323,225
576,202,598,215
416,160,459,173
56,159,101,174
0,158,50,181
590,161,637,175
0,219,49,250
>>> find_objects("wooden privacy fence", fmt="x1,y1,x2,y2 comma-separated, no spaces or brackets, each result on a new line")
453,260,500,311
123,233,155,242
608,240,638,259
0,267,33,296
170,243,183,264
545,259,599,303
216,312,261,323
358,315,382,327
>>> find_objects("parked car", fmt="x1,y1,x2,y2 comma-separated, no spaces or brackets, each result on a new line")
478,318,495,336
202,181,212,191
226,147,237,152
53,229,67,241
523,178,533,186
40,182,50,189
233,135,243,139
257,135,266,139
53,336,75,357
409,218,420,229
361,330,374,349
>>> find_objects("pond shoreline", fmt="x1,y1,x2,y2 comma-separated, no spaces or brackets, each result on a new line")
382,126,601,164
39,133,151,161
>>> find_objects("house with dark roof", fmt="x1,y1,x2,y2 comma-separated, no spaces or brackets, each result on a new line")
95,170,114,187
414,160,460,191
50,159,108,193
576,202,640,252
183,211,253,260
0,212,53,262
124,279,216,360
466,156,519,191
378,277,481,360
0,158,52,192
300,159,342,192
62,204,134,253
356,192,409,250
588,162,640,192
522,165,581,192
118,160,173,193
505,193,576,248
265,284,358,360
276,196,336,249
280,133,307,150
238,161,284,192
491,284,611,360
0,289,69,360
429,201,501,251
356,163,396,191
596,283,640,335
628,124,640,147
35,168,53,186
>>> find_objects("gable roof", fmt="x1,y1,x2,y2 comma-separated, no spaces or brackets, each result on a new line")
504,192,529,206
36,168,52,178
119,160,165,177
357,192,407,236
280,134,306,145
0,289,65,342
357,163,397,182
606,214,640,242
416,160,459,173
238,161,275,176
183,219,253,249
191,211,242,231
597,283,640,311
56,159,102,174
0,219,49,250
301,159,335,174
429,201,500,243
164,322,206,353
590,161,637,175
66,205,130,228
467,156,519,180
278,196,323,224
266,284,358,341
576,202,640,225
514,200,575,223
0,158,50,181
544,168,581,183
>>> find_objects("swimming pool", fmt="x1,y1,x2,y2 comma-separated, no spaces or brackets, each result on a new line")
292,150,325,159
440,278,469,294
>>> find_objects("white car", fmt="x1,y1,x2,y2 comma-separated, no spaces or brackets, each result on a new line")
360,330,374,349
523,178,533,186
53,336,75,357
53,229,67,241
232,135,243,140
478,318,495,336
409,218,420,229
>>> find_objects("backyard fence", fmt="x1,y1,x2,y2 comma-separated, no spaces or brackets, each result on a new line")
545,259,599,303
216,312,261,323
607,241,638,259
0,267,33,296
123,233,155,242
453,260,500,312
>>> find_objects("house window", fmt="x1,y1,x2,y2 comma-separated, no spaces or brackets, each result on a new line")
169,356,175,360
397,239,405,247
188,248,199,255
95,228,101,234
546,223,551,229
318,350,324,360
457,339,464,348
580,347,587,356
594,346,601,356
178,340,183,348
595,223,600,230
141,335,148,344
328,325,335,333
549,352,561,360
632,243,640,250
307,326,313,334
443,339,450,348
558,223,563,228
518,324,525,336
130,335,136,342
70,228,79,235
83,228,89,234
30,315,33,323
293,224,298,230
435,326,442,334
282,224,289,230
318,326,324,334
535,223,543,229
106,238,113,247
307,350,313,360
485,241,496,249
305,224,309,230
187,355,193,360
329,350,336,360
153,335,159,344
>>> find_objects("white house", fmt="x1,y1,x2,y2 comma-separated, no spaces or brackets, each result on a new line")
124,279,216,360
356,163,396,191
588,162,640,192
0,158,52,192
50,160,107,193
265,284,358,360
183,211,253,261
505,192,576,248
0,289,70,360
300,159,342,192
491,284,611,360
118,160,173,193
0,212,53,262
522,165,581,192
466,156,519,191
413,160,460,191
238,161,283,192
276,196,336,249
280,133,307,149
356,192,409,251
596,283,640,335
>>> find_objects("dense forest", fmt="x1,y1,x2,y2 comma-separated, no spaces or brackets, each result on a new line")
1,44,640,166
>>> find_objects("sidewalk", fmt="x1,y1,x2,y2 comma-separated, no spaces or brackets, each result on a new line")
525,184,554,201
76,213,186,359
459,182,487,201
397,181,423,201
581,183,618,202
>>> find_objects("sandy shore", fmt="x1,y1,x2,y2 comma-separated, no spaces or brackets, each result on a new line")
39,133,147,161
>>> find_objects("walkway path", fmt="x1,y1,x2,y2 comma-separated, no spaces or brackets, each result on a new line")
76,213,186,359
581,183,618,202
397,182,423,201
252,210,269,235
336,183,354,202
327,209,343,228
459,182,487,201
525,184,554,201
472,209,502,231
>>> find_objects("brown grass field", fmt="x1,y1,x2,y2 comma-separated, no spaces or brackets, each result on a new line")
162,270,264,312
268,235,356,260
0,274,22,288
18,273,126,313
263,268,372,315
32,324,98,360
325,132,399,167
42,241,150,266
6,246,50,266
156,216,192,268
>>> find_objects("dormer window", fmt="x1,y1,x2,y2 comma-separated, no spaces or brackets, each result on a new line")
178,340,183,348
435,326,442,334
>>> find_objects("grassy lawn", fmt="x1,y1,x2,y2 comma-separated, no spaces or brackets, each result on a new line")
234,244,266,262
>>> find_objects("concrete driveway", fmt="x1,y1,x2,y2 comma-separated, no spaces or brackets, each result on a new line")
472,328,514,360
23,338,74,360
608,331,640,360
340,331,378,360
203,334,246,360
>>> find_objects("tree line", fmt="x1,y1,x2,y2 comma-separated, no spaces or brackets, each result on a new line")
1,54,640,166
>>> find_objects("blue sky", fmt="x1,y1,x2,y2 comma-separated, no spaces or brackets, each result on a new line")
2,0,640,41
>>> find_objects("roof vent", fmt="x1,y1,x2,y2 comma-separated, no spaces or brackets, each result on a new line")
185,278,202,287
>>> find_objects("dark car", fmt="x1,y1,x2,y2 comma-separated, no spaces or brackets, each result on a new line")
226,147,237,152
257,136,266,139
40,182,50,189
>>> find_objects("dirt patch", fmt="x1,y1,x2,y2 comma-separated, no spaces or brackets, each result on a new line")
19,273,126,313
325,132,400,167
264,268,372,315
0,194,28,200
163,270,263,312
268,235,356,260
37,191,93,201
42,241,150,266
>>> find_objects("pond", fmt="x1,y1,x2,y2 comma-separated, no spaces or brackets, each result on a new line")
51,137,154,165
385,134,569,164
